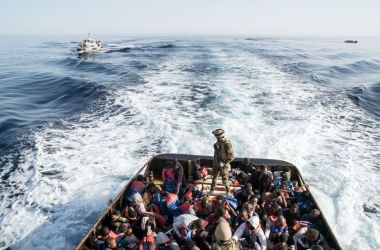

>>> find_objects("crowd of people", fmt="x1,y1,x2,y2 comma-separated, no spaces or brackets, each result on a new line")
83,127,332,250
84,159,331,250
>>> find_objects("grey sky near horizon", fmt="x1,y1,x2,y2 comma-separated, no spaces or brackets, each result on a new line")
1,0,379,37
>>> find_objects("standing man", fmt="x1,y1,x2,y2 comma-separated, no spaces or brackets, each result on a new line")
210,128,235,194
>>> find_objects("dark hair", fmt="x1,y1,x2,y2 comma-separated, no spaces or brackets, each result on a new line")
185,240,196,248
101,226,110,236
215,206,226,218
113,210,121,217
194,218,206,229
136,175,144,181
147,182,157,191
86,235,97,248
311,245,324,250
118,223,128,233
259,165,267,170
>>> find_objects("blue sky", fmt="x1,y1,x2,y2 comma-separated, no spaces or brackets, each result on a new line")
1,0,379,37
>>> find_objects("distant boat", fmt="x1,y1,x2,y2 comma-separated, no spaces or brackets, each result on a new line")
344,40,358,43
77,33,102,54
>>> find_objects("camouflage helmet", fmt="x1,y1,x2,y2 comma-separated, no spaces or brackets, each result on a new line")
212,128,225,136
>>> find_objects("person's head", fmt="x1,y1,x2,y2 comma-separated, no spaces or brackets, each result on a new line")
125,223,133,235
240,209,249,221
212,128,226,142
86,235,97,249
259,165,268,174
275,216,287,228
149,171,154,182
305,228,320,243
193,218,206,231
251,195,260,204
125,207,137,221
309,209,321,218
117,223,128,234
281,178,288,187
156,232,170,246
113,210,121,218
101,226,110,237
184,240,199,250
201,196,209,207
273,243,288,250
106,237,117,249
136,175,144,182
310,245,324,250
247,202,254,213
282,171,291,181
292,180,299,187
244,183,253,193
243,158,250,166
271,203,281,215
215,206,226,219
290,203,299,214
144,176,150,183
173,159,180,170
147,182,157,193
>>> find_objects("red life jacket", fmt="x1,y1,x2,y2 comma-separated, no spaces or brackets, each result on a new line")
162,167,175,181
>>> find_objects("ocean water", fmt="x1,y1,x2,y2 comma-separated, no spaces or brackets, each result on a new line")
0,35,379,249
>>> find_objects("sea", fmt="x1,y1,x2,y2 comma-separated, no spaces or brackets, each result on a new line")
0,35,379,249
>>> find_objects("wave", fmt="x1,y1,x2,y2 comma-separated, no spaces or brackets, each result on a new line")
348,81,380,120
0,73,107,140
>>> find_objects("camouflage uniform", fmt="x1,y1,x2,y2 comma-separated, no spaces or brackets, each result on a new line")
212,240,242,250
211,139,235,192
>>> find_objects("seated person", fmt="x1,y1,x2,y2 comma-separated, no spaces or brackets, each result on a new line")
191,218,211,250
233,209,249,230
175,201,196,216
156,232,179,250
283,203,301,230
143,183,159,206
126,175,145,202
266,216,289,245
251,165,273,195
301,209,322,229
105,237,119,250
172,214,199,244
248,196,262,216
262,190,287,209
235,183,254,208
233,216,267,250
118,223,139,250
293,228,329,250
274,175,294,198
194,196,213,219
294,191,312,214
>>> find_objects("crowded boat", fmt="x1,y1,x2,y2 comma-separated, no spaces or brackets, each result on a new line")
76,154,340,250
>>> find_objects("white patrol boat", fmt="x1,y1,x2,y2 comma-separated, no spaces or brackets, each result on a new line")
77,33,102,54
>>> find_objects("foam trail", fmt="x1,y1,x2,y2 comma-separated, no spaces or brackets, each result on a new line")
0,38,379,249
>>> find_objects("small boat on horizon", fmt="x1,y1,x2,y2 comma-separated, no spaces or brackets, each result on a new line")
77,33,102,54
344,40,358,43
